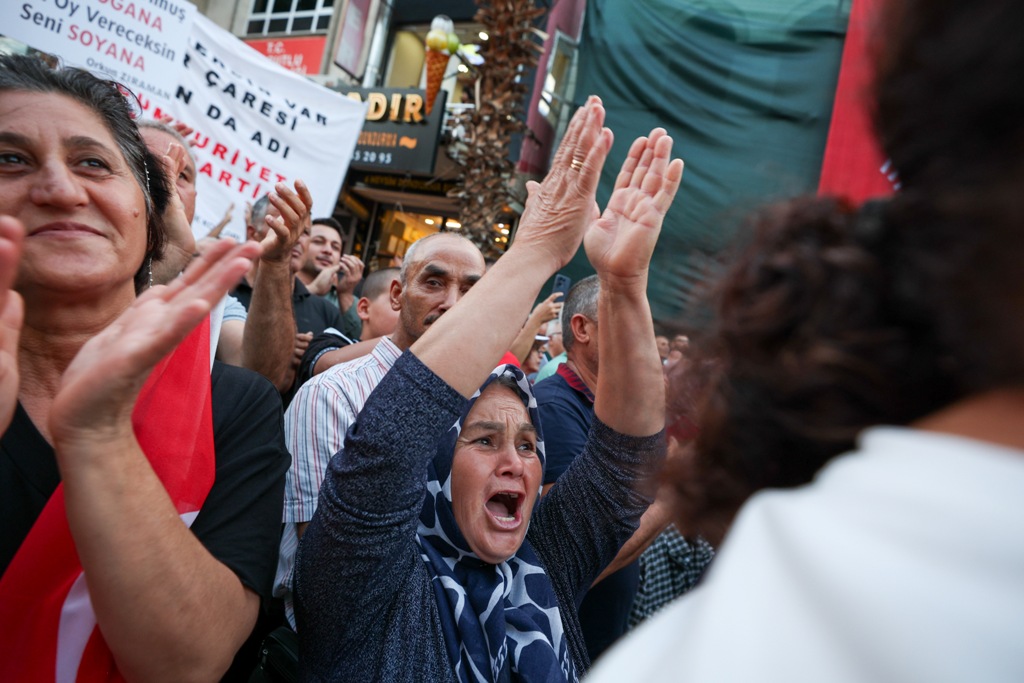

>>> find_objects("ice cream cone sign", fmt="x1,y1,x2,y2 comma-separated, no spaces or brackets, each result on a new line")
424,14,459,115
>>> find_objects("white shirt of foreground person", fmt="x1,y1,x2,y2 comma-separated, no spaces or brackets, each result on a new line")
588,427,1024,682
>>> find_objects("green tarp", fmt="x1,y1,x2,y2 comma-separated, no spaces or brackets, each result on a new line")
563,0,850,325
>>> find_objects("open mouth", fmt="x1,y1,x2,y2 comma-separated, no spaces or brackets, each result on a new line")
485,491,522,528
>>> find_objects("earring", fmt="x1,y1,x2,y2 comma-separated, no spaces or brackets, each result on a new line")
147,256,153,289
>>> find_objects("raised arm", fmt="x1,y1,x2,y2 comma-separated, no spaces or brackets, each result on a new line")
410,97,613,393
204,202,235,240
510,292,563,364
531,129,684,594
587,128,681,433
593,438,687,583
243,180,311,391
48,239,267,682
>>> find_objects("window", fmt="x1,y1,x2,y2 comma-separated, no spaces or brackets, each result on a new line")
537,31,578,127
247,0,335,36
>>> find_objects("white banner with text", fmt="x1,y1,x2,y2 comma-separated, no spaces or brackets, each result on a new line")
137,14,367,240
3,5,366,240
2,0,196,100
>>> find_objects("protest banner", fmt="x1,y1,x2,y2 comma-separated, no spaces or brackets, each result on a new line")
130,14,366,240
1,0,196,101
129,14,366,240
3,4,366,241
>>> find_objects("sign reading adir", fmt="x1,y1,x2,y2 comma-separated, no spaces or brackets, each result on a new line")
334,86,448,176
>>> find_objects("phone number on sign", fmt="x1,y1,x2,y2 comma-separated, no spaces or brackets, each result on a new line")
352,150,393,164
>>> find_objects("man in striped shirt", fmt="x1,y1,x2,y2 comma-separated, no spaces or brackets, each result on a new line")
275,232,485,628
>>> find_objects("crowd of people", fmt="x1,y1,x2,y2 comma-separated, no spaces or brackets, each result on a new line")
1,0,1023,680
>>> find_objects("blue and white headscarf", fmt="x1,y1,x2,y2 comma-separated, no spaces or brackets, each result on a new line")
416,363,577,683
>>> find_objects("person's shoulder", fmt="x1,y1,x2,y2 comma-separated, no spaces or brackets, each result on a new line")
300,284,343,314
303,291,346,330
535,353,566,382
221,294,248,323
533,372,578,406
211,362,282,433
209,363,287,463
211,360,277,404
299,341,390,395
313,327,357,347
533,371,568,394
585,595,699,682
313,292,339,311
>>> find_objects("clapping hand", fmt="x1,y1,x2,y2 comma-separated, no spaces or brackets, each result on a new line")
261,180,313,264
49,239,261,445
0,217,24,435
335,255,364,295
514,96,613,272
584,128,683,284
308,263,340,296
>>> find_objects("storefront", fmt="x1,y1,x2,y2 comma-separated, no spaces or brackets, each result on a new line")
327,85,515,268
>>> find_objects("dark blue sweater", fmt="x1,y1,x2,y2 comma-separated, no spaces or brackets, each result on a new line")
295,351,664,681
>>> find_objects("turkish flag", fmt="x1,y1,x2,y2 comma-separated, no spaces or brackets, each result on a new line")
818,0,897,203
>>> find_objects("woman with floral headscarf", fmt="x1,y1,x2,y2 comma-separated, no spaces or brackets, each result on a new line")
295,100,684,681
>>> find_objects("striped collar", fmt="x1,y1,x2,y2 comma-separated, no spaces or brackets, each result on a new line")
372,336,403,368
556,362,595,404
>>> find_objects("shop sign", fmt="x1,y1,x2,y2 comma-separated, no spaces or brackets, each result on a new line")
350,172,459,196
245,36,327,75
335,87,448,176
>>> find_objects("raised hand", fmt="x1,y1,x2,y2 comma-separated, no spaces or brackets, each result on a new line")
49,239,261,444
0,217,24,434
510,292,564,364
308,262,340,296
584,129,683,284
261,180,313,264
335,254,365,295
406,96,612,398
157,114,197,146
204,202,235,240
150,142,197,285
513,96,613,272
530,292,563,326
292,332,313,370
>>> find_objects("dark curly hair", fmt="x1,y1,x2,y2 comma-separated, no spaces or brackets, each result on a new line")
672,0,1024,541
0,54,168,293
673,198,962,540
